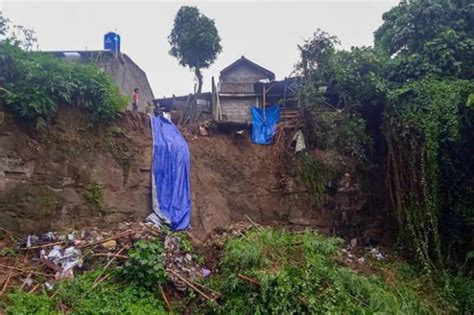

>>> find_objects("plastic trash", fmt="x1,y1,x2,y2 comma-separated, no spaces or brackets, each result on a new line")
67,233,75,242
41,232,56,241
25,235,39,248
23,278,33,287
47,246,62,262
44,281,54,290
201,268,211,277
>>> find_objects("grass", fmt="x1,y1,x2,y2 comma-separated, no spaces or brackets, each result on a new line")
202,228,451,314
1,269,167,315
1,228,469,314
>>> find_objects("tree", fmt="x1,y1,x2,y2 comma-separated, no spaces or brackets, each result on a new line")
374,0,474,81
296,0,474,274
0,11,37,50
168,6,222,94
0,12,9,37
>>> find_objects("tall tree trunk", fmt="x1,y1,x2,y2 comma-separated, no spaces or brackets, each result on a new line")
194,67,203,94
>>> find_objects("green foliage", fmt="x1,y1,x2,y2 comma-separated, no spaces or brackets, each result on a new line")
1,270,167,314
168,6,222,93
0,247,18,257
0,11,36,50
297,33,379,160
121,239,166,291
296,0,474,275
297,29,340,83
0,35,128,126
205,228,440,314
175,231,193,253
301,108,373,160
384,79,474,271
374,0,474,81
0,12,8,37
335,115,373,160
297,153,334,203
449,274,474,313
83,180,104,213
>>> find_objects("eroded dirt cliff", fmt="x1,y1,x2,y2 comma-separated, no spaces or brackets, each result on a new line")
0,107,152,233
0,107,385,242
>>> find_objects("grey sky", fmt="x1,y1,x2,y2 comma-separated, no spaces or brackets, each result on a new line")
2,0,398,98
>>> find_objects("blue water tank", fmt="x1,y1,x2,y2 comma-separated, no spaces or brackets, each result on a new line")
104,32,121,53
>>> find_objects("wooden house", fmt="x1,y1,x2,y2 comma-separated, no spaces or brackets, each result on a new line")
154,56,300,126
213,56,299,126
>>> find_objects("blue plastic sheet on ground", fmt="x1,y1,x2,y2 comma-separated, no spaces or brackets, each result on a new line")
148,115,191,231
251,105,280,145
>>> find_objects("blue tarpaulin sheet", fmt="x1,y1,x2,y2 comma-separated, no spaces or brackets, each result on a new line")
148,115,191,231
251,105,280,145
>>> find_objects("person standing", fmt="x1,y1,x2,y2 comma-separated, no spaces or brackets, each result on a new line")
132,88,139,111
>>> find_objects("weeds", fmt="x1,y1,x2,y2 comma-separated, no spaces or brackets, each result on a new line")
0,229,465,314
175,231,193,253
121,238,166,291
1,270,167,315
205,228,442,314
297,154,335,203
83,180,104,213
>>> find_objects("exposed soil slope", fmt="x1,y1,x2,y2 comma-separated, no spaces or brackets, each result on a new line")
0,108,382,242
187,131,311,239
0,107,152,233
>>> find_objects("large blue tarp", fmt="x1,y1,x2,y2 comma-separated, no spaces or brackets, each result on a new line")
149,115,191,231
251,105,280,145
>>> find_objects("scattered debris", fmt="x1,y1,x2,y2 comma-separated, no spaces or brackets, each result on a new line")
199,124,209,136
0,220,388,308
0,221,228,303
101,240,117,251
369,247,386,261
164,234,200,291
0,222,160,296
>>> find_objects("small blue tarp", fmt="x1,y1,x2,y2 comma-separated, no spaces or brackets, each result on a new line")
149,115,191,231
251,105,280,145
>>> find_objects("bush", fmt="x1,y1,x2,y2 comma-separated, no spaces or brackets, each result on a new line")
121,239,167,291
0,43,128,126
449,274,474,314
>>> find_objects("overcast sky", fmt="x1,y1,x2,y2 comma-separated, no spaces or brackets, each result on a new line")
1,0,398,98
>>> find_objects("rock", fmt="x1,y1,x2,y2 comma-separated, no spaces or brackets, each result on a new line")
101,240,117,251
